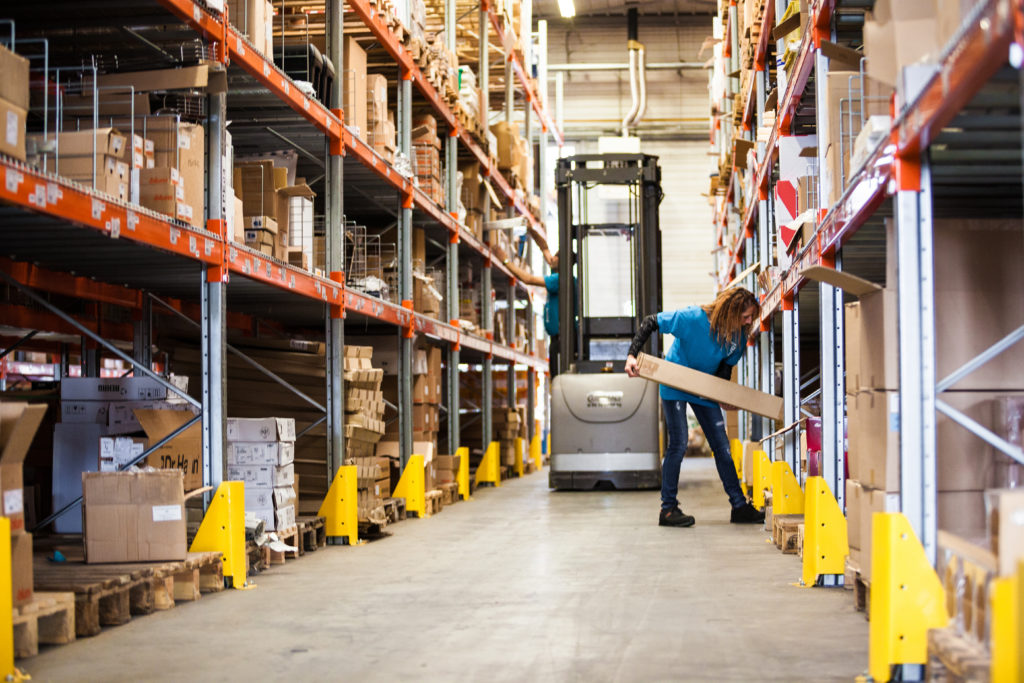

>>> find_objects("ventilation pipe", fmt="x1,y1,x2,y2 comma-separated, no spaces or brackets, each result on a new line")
621,8,647,136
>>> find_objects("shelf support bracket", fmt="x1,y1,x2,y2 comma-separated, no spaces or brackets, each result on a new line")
474,441,501,488
752,448,771,510
190,481,251,589
800,476,847,587
771,460,804,515
318,465,360,546
393,454,426,517
456,446,471,500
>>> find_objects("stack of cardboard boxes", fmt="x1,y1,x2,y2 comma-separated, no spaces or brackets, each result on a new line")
235,160,316,266
493,408,525,470
0,43,28,162
343,346,388,522
227,0,274,57
842,217,1024,584
459,162,485,240
412,114,444,205
366,74,396,162
54,375,197,534
490,121,530,192
2,402,47,606
226,417,297,532
377,343,443,484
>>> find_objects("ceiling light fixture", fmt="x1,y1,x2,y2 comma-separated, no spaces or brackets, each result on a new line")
558,0,576,18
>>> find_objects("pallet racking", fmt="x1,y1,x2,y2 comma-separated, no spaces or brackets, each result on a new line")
0,0,561,522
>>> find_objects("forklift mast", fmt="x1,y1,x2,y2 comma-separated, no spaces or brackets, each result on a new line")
555,154,663,374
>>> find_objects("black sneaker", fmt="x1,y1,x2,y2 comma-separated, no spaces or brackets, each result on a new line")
730,502,766,524
659,507,696,527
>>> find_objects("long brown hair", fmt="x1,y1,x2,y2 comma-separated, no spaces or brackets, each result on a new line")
701,288,760,345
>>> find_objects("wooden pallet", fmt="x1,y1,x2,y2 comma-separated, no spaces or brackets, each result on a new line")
270,525,300,564
854,573,871,614
246,541,271,574
927,627,990,682
383,497,406,523
32,551,223,637
439,482,459,506
772,514,803,554
296,515,326,553
423,490,444,517
796,523,805,559
12,592,75,658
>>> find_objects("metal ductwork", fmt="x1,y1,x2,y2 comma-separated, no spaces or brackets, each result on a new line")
621,8,647,136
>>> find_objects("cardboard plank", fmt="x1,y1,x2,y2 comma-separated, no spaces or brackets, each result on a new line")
635,354,784,421
799,265,882,298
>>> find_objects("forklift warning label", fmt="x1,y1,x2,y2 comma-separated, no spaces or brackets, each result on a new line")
587,391,624,408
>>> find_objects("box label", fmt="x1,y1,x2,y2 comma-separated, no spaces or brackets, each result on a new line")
6,111,16,145
152,504,182,522
4,488,23,515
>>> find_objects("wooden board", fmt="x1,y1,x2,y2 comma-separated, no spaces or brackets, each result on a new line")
927,627,990,682
772,514,803,554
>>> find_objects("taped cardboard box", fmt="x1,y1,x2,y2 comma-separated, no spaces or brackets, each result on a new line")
227,417,296,442
82,470,186,563
343,36,367,137
635,353,784,421
0,98,27,163
227,0,273,56
863,0,940,88
146,117,204,228
985,488,1024,577
226,441,295,467
845,478,864,550
1,403,48,534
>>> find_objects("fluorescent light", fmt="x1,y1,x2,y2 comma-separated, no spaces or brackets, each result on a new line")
558,0,576,18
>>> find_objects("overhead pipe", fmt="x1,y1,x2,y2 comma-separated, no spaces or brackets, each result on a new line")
620,7,648,136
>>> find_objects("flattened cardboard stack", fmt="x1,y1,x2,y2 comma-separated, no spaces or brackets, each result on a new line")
226,417,297,531
350,456,390,525
493,408,525,468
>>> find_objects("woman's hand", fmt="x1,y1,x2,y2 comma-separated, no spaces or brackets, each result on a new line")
625,355,640,377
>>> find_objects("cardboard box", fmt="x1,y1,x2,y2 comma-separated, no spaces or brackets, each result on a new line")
146,118,204,228
10,532,33,606
227,0,273,55
82,470,186,563
227,463,294,488
937,490,987,540
0,43,30,111
0,97,27,162
236,161,279,218
847,390,1003,492
845,478,864,550
139,167,194,225
862,487,901,582
822,72,891,204
344,36,368,138
135,409,203,491
635,353,784,421
863,0,940,88
60,375,189,402
226,441,295,467
1,403,48,534
490,121,523,171
413,405,440,434
98,435,147,472
227,417,296,442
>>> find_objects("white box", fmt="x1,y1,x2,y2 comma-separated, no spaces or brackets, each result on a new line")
248,505,276,531
98,435,147,470
272,486,296,508
60,400,109,424
275,504,295,530
226,417,296,442
245,487,274,509
60,375,189,401
226,441,294,467
227,463,293,488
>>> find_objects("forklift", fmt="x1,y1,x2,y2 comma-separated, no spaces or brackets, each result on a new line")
548,153,664,490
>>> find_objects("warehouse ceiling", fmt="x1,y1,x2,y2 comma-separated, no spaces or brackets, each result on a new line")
533,0,716,18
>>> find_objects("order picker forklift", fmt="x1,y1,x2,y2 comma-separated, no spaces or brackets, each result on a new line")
548,153,664,490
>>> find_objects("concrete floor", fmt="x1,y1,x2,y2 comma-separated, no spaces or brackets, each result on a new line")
24,458,868,682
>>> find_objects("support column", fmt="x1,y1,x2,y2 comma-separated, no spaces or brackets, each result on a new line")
325,0,345,482
133,295,152,370
896,151,938,564
781,296,800,474
480,3,493,455
396,0,414,469
202,91,228,505
445,0,460,456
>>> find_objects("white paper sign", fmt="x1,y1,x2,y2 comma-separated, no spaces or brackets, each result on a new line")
152,504,182,522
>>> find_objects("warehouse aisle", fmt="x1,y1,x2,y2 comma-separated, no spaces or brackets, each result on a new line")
25,459,868,682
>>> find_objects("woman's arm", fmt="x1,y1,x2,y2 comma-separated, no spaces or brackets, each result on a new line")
494,247,546,287
624,314,660,377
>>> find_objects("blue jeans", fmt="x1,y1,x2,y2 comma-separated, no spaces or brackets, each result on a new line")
661,399,746,510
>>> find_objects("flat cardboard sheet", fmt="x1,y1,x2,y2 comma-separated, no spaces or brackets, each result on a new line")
635,354,784,421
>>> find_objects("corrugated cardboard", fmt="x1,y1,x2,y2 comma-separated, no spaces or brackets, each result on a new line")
1,403,48,534
226,463,294,488
0,97,27,162
862,488,901,582
0,43,30,110
237,160,278,218
847,389,1006,492
10,531,33,606
863,0,940,87
227,417,296,442
344,36,368,137
226,441,295,467
82,470,186,563
146,118,204,228
635,353,784,421
96,64,226,94
134,409,203,491
845,479,864,550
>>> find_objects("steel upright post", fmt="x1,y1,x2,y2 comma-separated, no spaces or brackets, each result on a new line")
397,0,414,468
445,0,460,455
325,0,345,481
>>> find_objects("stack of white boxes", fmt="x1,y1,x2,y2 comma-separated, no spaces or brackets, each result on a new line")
226,417,297,532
